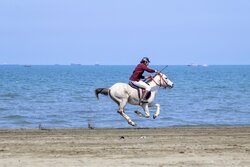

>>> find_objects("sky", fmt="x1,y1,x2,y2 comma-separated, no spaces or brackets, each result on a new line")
0,0,250,65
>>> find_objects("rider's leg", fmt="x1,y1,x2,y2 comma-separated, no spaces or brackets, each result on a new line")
131,80,151,103
130,80,151,103
140,82,151,103
141,90,150,103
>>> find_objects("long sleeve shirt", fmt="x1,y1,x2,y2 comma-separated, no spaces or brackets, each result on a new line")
129,63,155,81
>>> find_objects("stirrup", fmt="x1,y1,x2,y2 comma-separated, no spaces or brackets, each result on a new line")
140,99,148,103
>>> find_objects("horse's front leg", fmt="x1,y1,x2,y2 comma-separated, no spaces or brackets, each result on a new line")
142,103,150,118
134,103,151,118
153,103,160,119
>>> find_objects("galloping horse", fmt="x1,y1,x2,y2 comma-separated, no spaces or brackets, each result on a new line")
95,72,174,126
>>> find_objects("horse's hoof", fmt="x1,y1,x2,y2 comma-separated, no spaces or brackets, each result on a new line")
128,121,136,126
134,110,140,114
134,111,143,117
153,115,157,119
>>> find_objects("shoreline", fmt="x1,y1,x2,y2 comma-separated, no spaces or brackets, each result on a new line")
0,126,250,166
2,124,250,130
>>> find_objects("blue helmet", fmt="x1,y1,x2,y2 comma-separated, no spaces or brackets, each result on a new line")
141,57,150,63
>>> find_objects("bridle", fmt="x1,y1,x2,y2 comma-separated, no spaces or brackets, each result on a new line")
149,73,169,88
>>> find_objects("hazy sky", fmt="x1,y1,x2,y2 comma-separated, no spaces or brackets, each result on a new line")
0,0,250,65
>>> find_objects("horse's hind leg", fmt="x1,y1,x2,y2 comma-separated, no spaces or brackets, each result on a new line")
117,100,136,126
109,90,136,126
118,110,136,126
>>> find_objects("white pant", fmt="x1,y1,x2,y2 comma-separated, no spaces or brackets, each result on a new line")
130,80,151,91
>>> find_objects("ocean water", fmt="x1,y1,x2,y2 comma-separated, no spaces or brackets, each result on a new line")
0,65,250,128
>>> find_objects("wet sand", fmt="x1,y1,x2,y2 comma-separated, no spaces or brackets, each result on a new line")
0,126,250,167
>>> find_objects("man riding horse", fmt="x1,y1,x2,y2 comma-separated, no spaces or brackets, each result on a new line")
95,58,174,126
129,57,158,103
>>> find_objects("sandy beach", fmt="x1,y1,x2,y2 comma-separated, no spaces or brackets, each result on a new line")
0,126,249,167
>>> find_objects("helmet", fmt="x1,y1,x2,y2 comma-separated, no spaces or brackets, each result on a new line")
141,57,150,63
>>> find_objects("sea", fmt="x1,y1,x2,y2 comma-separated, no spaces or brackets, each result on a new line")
0,65,249,128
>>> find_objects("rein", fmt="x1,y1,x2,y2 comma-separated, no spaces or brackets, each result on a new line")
149,73,169,88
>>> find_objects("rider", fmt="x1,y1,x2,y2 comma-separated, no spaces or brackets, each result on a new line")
129,57,158,103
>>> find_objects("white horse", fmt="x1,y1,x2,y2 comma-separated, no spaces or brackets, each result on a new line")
95,72,174,126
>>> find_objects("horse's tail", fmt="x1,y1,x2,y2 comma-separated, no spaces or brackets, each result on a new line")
95,88,110,100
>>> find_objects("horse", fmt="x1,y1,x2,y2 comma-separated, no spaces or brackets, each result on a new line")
95,72,174,126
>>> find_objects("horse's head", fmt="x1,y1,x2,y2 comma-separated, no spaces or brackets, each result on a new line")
152,73,174,89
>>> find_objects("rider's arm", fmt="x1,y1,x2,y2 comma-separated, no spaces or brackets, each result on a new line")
141,64,157,73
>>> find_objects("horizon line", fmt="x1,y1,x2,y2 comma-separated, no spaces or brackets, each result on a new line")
0,64,250,66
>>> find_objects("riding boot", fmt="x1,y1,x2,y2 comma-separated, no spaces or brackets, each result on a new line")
141,90,150,103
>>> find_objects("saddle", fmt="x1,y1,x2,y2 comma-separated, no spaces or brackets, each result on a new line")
128,82,151,100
